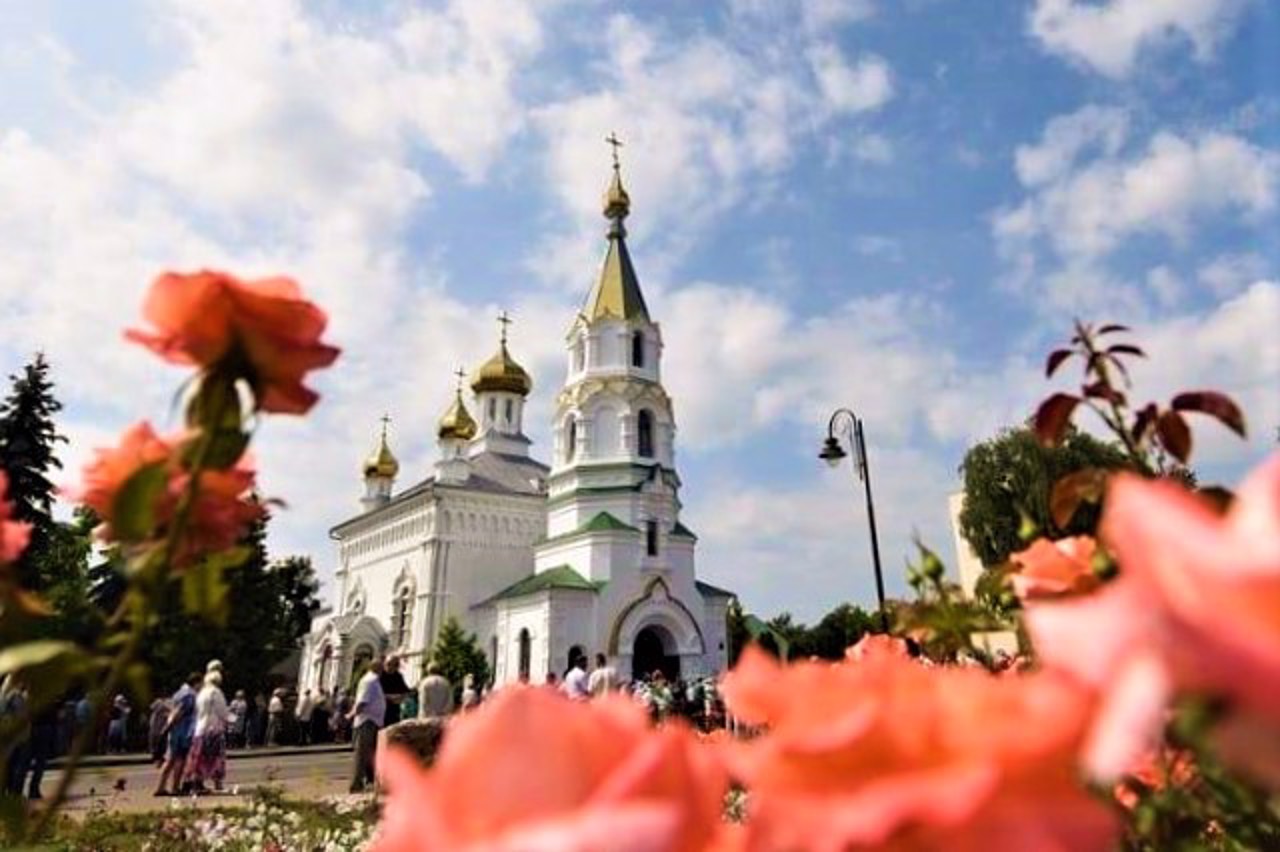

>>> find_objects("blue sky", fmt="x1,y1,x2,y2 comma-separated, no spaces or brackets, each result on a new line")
1,0,1276,622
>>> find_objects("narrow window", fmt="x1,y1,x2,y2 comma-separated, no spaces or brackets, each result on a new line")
646,520,659,556
487,398,496,421
631,331,644,367
566,418,577,461
518,629,532,681
504,398,513,424
574,339,585,372
637,410,654,458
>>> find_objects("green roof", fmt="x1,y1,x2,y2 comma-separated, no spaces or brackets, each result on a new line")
537,512,640,546
491,566,600,601
671,521,697,540
583,511,637,532
696,580,734,598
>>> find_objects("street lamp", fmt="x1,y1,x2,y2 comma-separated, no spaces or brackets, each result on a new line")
819,409,890,633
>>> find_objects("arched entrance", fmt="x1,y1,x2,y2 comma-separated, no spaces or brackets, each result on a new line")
633,624,680,682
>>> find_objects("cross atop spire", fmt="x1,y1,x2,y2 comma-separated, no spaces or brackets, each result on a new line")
605,132,624,169
453,367,466,391
380,413,391,439
497,310,513,345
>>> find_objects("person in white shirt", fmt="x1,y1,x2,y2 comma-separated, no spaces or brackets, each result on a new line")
418,662,454,719
184,670,229,793
348,659,386,793
562,652,590,701
587,653,618,698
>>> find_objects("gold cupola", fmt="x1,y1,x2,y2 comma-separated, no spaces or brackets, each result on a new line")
437,376,478,441
470,312,533,397
362,416,400,479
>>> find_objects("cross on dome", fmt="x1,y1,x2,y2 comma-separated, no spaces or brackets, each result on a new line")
605,132,623,169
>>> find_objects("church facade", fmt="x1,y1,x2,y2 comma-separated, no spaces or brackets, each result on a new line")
298,160,733,694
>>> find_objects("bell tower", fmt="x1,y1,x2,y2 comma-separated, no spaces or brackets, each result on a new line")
537,139,690,583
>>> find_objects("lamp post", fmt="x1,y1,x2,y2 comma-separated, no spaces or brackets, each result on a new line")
819,409,890,633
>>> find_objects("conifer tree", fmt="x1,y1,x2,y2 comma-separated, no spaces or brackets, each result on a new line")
429,616,490,697
0,353,67,589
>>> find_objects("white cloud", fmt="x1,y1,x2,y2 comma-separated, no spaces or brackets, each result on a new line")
995,106,1278,313
0,0,563,578
1000,125,1277,262
1197,251,1270,297
1029,0,1247,78
1014,105,1129,187
849,132,895,164
1146,265,1186,308
531,11,895,290
807,44,894,115
852,234,902,260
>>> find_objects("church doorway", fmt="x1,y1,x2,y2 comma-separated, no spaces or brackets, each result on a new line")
633,625,680,682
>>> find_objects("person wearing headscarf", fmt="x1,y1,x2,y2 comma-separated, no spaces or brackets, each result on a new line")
184,669,229,793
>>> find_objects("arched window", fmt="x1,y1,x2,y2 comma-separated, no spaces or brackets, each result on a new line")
566,418,577,461
646,520,659,556
392,585,413,647
637,410,654,458
504,398,513,424
631,331,644,367
574,338,585,372
487,398,496,422
518,629,532,681
489,636,498,674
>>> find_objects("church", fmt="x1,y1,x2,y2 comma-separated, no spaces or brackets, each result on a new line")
298,154,734,694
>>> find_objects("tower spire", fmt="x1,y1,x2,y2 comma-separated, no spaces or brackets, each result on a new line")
583,135,648,323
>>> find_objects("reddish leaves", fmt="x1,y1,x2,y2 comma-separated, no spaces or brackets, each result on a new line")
1035,393,1081,447
1156,411,1192,463
1172,391,1247,439
1046,349,1073,378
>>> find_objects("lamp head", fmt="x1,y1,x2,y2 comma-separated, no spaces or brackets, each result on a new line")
818,436,846,468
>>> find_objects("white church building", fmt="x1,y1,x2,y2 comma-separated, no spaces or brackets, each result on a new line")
298,158,734,693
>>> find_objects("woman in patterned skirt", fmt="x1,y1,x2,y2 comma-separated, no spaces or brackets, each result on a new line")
185,667,229,793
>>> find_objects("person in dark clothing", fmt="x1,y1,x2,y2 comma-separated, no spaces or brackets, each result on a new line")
378,655,410,727
24,705,57,799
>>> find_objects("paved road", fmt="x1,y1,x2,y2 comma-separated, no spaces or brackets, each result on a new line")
43,747,360,814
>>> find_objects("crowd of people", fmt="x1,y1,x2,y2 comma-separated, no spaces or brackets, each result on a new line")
4,649,730,801
341,650,729,793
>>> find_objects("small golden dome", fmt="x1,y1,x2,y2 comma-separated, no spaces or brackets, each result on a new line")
438,391,478,441
602,165,630,219
363,422,399,478
470,342,533,396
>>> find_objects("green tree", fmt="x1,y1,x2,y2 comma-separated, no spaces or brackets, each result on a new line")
0,353,67,590
804,603,878,659
429,616,490,698
145,514,320,699
958,425,1129,567
30,509,101,645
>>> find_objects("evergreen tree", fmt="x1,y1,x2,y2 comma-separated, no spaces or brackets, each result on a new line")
0,353,67,589
429,616,490,698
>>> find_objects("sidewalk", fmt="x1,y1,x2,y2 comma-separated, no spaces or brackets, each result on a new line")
51,742,349,770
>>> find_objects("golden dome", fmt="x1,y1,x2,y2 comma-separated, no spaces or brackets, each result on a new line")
602,165,630,219
470,341,532,396
437,390,478,441
362,421,399,478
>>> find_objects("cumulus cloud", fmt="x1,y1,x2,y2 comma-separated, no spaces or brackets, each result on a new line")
995,105,1278,313
0,0,561,567
1029,0,1247,78
531,9,894,289
807,44,894,115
